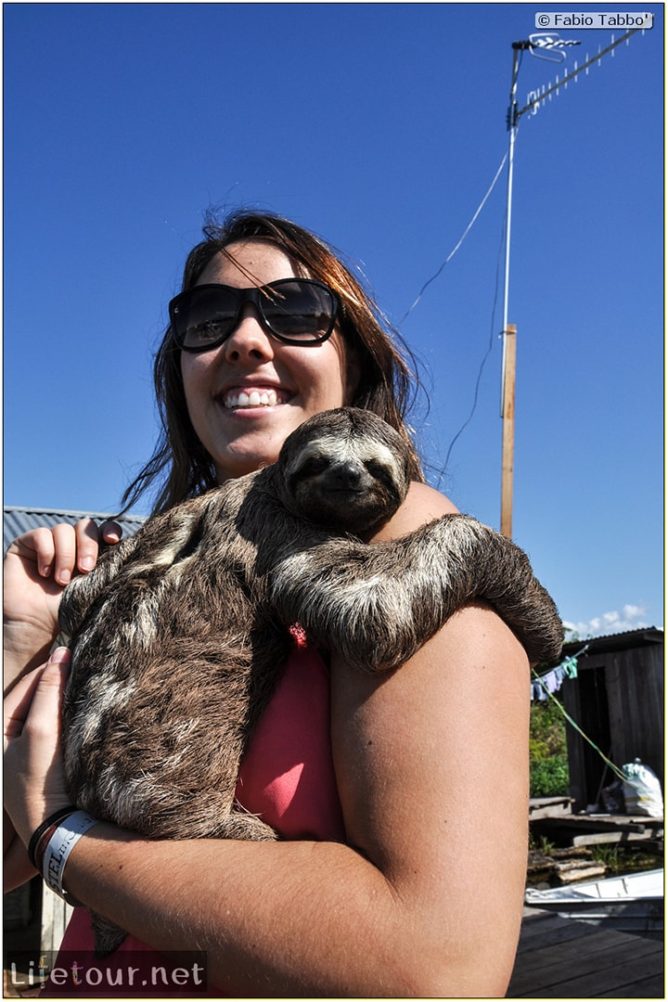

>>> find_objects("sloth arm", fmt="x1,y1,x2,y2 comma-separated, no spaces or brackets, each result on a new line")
47,484,531,996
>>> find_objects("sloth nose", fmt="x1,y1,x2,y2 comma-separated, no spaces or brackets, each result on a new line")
330,463,362,489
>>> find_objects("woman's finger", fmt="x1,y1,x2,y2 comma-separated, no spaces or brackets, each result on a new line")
33,527,57,578
7,527,57,579
3,664,45,745
51,524,77,586
101,520,123,545
5,518,122,585
22,648,70,743
74,517,101,573
4,647,72,845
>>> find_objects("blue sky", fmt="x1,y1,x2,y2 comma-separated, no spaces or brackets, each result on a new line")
5,3,663,637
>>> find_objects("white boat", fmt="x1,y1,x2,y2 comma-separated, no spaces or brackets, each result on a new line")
525,868,664,933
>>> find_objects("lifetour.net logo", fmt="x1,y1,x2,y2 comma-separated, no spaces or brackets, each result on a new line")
4,951,209,997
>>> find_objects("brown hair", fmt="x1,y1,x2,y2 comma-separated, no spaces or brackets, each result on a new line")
122,210,425,515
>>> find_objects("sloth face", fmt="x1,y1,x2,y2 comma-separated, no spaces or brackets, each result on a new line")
278,408,411,535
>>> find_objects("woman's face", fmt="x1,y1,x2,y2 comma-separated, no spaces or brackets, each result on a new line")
180,240,353,482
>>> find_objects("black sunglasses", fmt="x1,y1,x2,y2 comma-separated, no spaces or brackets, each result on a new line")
169,278,340,352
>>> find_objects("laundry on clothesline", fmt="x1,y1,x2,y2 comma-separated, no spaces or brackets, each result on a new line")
530,651,584,702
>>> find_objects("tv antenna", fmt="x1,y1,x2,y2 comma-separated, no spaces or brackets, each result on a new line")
499,27,642,537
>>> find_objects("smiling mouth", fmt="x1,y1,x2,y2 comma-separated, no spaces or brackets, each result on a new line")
219,387,293,410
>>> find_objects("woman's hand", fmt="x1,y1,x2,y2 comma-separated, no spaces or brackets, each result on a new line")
4,647,72,893
3,648,72,893
4,519,121,691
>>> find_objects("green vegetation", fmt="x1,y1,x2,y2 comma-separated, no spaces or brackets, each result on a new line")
588,844,663,875
528,833,556,854
530,696,569,797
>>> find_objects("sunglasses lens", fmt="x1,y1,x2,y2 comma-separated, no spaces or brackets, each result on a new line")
262,281,335,340
170,280,337,350
172,288,237,350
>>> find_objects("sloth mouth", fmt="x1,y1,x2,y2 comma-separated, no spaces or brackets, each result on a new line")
323,488,370,502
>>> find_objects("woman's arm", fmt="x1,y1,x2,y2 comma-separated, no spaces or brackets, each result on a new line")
329,606,529,996
6,486,530,996
330,482,530,994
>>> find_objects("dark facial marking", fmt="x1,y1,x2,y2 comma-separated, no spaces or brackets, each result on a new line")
364,459,397,492
286,454,330,498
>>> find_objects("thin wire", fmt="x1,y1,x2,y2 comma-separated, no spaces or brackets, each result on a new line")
534,643,590,680
531,668,627,783
399,151,508,326
434,207,507,488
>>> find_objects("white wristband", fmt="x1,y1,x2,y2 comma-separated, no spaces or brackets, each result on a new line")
42,810,98,906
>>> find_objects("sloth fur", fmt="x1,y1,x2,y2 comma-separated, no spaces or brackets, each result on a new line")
59,406,563,952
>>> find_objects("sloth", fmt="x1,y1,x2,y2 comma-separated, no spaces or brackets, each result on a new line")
59,406,563,952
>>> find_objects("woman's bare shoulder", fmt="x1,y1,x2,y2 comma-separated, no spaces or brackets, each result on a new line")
370,481,459,542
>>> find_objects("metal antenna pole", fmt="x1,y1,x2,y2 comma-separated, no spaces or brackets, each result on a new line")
497,29,623,535
500,44,524,537
501,46,521,390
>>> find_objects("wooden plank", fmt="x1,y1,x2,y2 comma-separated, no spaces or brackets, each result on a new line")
511,905,665,998
573,831,655,846
629,648,663,781
510,942,663,997
606,659,626,776
529,797,574,819
560,948,664,999
580,814,663,827
39,885,72,956
563,673,587,811
516,912,601,952
555,862,607,882
509,934,662,995
533,815,648,831
515,927,648,974
530,797,573,809
606,646,664,785
597,973,665,997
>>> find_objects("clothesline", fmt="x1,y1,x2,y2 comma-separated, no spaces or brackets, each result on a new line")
530,644,589,702
529,643,627,783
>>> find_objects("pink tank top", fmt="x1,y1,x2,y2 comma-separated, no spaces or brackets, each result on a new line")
49,643,345,994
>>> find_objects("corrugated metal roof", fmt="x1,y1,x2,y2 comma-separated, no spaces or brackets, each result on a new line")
4,506,145,554
562,627,663,657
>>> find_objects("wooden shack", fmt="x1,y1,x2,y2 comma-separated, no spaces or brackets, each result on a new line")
561,628,664,811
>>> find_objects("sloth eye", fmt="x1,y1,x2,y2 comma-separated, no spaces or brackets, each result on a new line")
364,460,393,487
299,455,330,477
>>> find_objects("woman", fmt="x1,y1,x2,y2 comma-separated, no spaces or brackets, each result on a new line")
4,211,530,996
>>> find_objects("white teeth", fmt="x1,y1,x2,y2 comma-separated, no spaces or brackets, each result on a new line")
223,388,281,409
